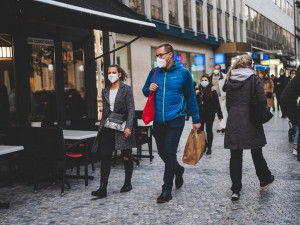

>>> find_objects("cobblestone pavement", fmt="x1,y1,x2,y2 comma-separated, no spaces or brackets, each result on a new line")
0,111,299,225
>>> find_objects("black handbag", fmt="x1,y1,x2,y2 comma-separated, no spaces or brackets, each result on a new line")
104,112,127,132
249,75,273,125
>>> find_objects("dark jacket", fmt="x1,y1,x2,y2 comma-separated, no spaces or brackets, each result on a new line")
91,82,136,152
224,68,267,150
196,87,223,120
274,75,289,95
281,66,300,125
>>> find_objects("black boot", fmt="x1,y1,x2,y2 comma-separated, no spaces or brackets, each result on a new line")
206,147,212,155
91,182,107,198
120,157,133,193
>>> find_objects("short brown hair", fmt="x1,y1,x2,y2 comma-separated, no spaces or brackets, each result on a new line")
157,43,174,59
108,64,128,81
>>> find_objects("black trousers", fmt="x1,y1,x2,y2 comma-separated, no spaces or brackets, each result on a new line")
230,148,271,192
100,128,133,184
200,114,215,148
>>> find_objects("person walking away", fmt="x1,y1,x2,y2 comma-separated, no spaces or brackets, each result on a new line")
91,64,135,198
210,64,227,133
223,54,274,201
262,73,274,111
196,74,223,155
143,44,201,204
270,74,277,111
274,69,289,118
281,67,300,158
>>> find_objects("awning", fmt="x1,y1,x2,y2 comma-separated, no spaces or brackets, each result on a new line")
216,42,251,54
20,0,157,38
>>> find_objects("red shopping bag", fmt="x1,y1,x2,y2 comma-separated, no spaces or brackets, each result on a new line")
142,68,157,125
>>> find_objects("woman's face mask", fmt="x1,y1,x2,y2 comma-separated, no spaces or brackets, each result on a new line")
279,72,284,76
200,81,209,88
108,73,119,83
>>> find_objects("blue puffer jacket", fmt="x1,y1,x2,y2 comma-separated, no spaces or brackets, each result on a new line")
143,63,200,124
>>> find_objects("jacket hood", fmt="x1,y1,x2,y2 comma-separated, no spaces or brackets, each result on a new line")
228,68,254,90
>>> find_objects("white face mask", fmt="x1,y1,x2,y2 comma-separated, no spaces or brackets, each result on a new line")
157,57,168,68
108,73,119,83
214,70,220,75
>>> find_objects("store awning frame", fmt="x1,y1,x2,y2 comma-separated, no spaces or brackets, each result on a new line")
216,42,251,54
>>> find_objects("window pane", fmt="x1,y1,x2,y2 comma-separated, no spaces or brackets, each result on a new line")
233,19,237,41
184,0,192,28
169,0,178,24
226,16,230,40
216,0,221,9
240,22,243,41
245,6,249,29
282,0,286,13
217,12,222,37
151,0,163,20
116,43,132,86
207,7,213,35
196,2,203,32
129,0,145,15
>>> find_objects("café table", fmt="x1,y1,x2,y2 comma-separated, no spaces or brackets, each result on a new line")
0,145,24,209
63,130,98,187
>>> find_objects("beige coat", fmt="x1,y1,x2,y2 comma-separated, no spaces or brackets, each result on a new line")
263,80,274,108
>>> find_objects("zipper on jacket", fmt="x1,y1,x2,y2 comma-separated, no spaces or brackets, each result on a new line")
179,95,184,114
163,71,167,123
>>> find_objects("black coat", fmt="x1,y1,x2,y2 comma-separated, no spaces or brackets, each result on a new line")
91,82,136,152
281,67,300,125
196,87,223,120
224,71,267,150
274,76,289,95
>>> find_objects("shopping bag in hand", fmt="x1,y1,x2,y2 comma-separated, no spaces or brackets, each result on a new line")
182,129,206,165
142,68,157,125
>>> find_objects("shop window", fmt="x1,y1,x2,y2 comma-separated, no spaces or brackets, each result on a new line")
183,0,192,29
217,12,222,38
116,42,132,86
0,34,15,129
207,6,213,35
196,2,203,32
169,0,178,25
129,0,145,15
191,53,205,86
151,0,163,20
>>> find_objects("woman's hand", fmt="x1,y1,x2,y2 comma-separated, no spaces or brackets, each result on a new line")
124,128,132,137
150,83,158,92
196,90,200,95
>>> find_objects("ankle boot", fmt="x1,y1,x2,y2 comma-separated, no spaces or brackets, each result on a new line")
91,182,107,198
121,158,133,193
206,147,212,155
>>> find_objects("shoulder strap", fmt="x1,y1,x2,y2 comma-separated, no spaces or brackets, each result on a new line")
154,67,157,83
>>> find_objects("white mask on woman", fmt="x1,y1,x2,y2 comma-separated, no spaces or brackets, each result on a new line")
214,70,220,75
108,73,119,83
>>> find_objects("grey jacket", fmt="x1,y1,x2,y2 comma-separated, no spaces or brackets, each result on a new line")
91,82,136,152
224,68,267,150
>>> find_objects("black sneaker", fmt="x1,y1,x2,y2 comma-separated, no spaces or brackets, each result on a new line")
175,166,184,189
157,191,172,204
120,183,132,193
231,192,240,201
260,175,275,189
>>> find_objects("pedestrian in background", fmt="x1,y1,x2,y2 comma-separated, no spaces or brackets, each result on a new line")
91,64,135,198
143,44,200,204
262,73,274,110
223,54,274,201
289,70,296,80
274,68,289,118
196,74,223,155
271,74,277,111
210,64,227,133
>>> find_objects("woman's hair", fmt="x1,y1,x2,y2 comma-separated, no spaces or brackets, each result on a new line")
199,74,213,97
226,54,253,79
262,73,272,88
108,64,128,81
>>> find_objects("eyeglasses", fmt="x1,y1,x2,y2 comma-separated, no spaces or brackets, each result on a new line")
155,52,170,58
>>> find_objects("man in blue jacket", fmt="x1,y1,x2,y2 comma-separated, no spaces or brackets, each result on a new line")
143,44,201,203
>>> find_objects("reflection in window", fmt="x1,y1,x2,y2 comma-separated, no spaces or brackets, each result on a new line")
196,2,203,32
183,0,192,28
151,0,163,20
207,7,213,35
169,0,178,24
191,53,205,86
116,42,132,86
129,0,145,15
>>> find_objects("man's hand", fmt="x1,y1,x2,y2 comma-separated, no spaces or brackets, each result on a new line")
193,123,201,131
196,90,200,95
124,128,132,137
150,83,158,92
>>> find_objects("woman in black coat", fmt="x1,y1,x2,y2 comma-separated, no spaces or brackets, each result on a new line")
196,74,223,155
224,55,274,201
91,64,136,198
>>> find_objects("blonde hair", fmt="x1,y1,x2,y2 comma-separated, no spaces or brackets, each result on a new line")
226,54,253,79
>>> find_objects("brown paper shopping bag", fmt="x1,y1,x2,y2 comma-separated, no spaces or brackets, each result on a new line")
182,129,206,165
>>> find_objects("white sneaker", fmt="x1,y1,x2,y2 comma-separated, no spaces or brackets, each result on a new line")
293,149,297,156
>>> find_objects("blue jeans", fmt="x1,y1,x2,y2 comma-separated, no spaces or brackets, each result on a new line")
153,116,185,192
294,125,299,146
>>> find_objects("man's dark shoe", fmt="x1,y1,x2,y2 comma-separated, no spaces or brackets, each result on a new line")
91,183,107,198
175,166,184,189
231,192,240,201
157,191,172,204
120,183,132,193
206,147,212,155
260,175,275,189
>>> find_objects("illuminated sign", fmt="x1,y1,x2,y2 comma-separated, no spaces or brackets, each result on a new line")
194,55,205,66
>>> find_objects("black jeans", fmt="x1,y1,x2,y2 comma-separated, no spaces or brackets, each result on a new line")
230,149,271,192
100,128,133,184
200,114,215,148
153,116,185,192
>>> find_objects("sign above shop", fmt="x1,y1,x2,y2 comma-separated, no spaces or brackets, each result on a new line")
261,59,280,65
27,37,54,46
214,53,225,69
